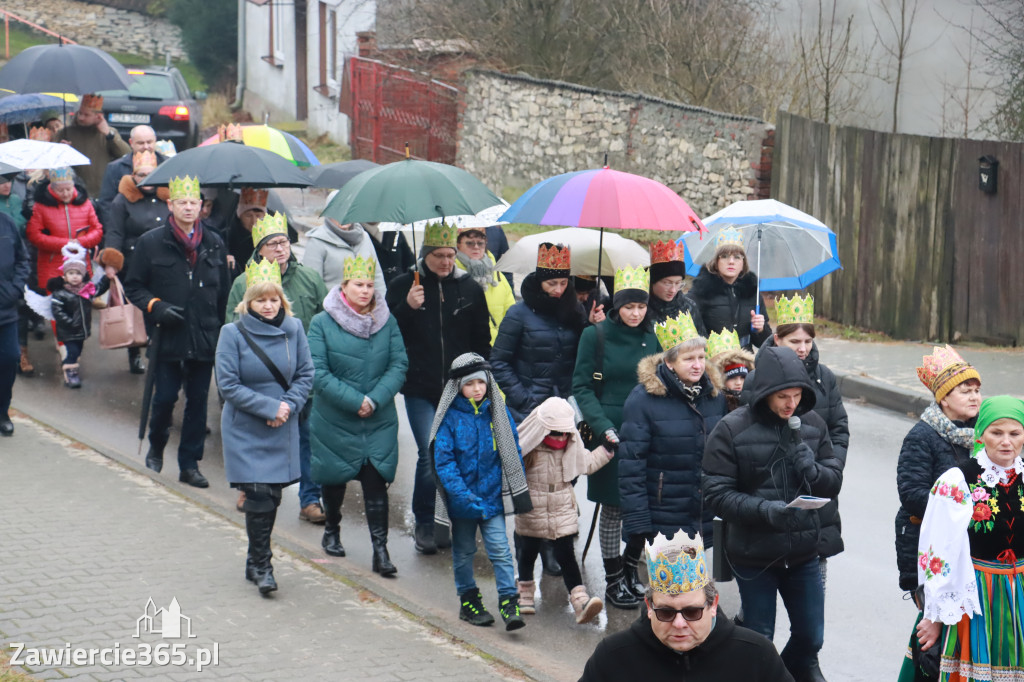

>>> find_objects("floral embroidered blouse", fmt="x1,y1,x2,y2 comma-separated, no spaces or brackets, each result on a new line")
917,451,1024,624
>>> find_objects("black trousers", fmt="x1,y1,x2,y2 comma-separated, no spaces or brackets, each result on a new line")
518,535,582,591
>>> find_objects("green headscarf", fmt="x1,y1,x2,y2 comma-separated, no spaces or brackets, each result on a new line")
973,395,1024,455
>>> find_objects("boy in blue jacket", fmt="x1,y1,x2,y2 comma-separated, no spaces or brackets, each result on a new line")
429,352,532,632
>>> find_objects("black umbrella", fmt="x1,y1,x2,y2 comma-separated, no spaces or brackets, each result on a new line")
143,142,314,189
0,160,21,178
306,159,379,189
0,44,131,94
138,326,161,452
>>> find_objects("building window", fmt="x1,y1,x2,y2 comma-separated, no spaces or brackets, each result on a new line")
316,2,339,96
262,0,286,66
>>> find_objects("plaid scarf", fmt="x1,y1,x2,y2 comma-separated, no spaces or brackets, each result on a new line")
169,216,203,268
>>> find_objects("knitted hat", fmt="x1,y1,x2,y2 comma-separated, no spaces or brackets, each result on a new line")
458,370,489,390
917,345,981,403
59,242,88,275
574,275,597,292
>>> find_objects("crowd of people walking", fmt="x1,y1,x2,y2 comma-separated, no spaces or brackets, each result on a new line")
3,95,1024,682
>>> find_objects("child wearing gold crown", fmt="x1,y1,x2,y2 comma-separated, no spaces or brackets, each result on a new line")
618,312,726,571
429,352,531,631
514,397,615,623
706,329,755,412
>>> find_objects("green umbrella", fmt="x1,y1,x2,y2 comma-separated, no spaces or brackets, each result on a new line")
320,158,502,226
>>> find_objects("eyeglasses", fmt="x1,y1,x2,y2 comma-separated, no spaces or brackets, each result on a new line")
647,599,708,622
263,239,290,251
461,240,487,248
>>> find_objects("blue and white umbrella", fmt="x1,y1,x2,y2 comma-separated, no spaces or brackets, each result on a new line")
679,199,841,292
0,93,64,125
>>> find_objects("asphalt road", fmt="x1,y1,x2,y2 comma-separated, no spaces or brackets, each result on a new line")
10,333,917,681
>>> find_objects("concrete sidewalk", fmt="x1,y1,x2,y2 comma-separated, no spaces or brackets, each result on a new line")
815,338,1024,415
0,416,519,682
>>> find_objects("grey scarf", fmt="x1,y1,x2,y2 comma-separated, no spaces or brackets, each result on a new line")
323,285,389,339
325,219,365,248
921,402,976,450
455,251,498,290
428,352,532,527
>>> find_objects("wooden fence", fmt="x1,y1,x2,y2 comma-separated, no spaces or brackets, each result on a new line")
773,111,1024,345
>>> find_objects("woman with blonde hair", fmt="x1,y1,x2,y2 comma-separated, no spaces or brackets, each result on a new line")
216,257,314,596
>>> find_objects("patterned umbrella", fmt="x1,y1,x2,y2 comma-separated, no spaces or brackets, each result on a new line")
198,125,320,167
0,93,65,125
0,139,90,170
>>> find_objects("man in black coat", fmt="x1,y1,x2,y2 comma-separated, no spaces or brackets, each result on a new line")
125,176,229,488
384,223,490,554
580,532,792,682
0,212,30,436
702,346,843,682
95,125,166,226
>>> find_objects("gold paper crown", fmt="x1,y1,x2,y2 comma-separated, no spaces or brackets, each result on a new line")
132,150,158,171
775,293,815,325
168,175,200,201
219,123,244,142
650,240,684,264
80,94,103,110
614,265,649,294
240,187,269,208
917,345,981,401
252,212,287,247
28,126,51,141
245,256,282,288
47,166,73,183
714,226,744,250
645,531,709,595
706,329,741,360
343,255,377,281
423,221,457,249
655,312,700,351
537,242,571,272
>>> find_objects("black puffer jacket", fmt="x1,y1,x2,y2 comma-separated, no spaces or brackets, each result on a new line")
690,266,771,348
491,272,585,422
702,346,843,567
47,276,109,342
385,261,490,405
103,176,171,270
648,290,707,336
124,221,230,363
619,355,726,544
894,415,975,590
758,337,849,558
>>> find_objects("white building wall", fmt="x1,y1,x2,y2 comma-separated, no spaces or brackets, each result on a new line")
243,1,299,124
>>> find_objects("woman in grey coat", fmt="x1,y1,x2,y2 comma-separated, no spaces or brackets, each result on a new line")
303,191,386,291
216,258,314,596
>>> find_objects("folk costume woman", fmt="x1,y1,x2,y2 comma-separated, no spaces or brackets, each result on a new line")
906,396,1024,682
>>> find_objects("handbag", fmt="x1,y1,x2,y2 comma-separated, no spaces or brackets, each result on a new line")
99,275,148,349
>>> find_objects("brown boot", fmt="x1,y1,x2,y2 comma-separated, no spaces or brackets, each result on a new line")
570,585,603,624
517,580,536,614
299,502,326,524
18,346,34,376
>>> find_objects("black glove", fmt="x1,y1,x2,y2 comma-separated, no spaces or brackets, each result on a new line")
790,442,817,479
602,428,620,452
761,500,796,530
152,301,185,327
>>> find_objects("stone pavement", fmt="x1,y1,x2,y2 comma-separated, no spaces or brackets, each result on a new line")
0,416,520,682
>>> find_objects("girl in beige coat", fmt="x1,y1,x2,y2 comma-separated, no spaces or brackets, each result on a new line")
515,397,613,624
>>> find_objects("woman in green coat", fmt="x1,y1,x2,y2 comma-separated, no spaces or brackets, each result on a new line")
308,256,408,576
572,265,658,610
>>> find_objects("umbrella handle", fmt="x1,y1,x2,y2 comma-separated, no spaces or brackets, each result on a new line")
753,230,762,329
414,271,420,287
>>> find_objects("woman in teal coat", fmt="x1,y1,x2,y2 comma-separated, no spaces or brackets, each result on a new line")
308,256,408,576
572,266,658,610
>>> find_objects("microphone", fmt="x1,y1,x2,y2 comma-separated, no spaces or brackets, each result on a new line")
788,416,802,446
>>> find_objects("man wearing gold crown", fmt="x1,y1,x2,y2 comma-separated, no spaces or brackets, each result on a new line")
125,175,229,488
703,346,842,681
580,530,792,681
54,94,130,197
385,220,491,554
224,212,329,523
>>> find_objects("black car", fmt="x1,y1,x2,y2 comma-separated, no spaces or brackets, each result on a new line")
98,66,203,151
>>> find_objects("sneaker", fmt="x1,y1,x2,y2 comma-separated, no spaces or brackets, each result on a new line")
498,595,525,631
458,590,495,627
299,503,326,524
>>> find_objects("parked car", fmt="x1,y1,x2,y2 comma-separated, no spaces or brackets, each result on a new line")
98,66,204,151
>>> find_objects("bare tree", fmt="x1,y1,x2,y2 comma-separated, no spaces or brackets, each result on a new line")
869,0,924,132
972,0,1024,140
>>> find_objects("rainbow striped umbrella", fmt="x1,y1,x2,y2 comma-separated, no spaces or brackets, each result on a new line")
198,124,319,167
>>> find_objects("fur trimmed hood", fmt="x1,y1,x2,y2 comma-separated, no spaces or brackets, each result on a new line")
637,352,722,398
118,174,170,203
710,347,756,374
690,265,759,299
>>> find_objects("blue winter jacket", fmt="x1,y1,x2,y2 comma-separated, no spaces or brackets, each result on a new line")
433,395,523,520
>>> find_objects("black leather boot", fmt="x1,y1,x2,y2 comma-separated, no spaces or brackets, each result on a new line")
249,508,278,595
321,484,346,557
365,492,396,577
622,543,646,599
540,540,563,577
145,445,164,473
604,557,641,609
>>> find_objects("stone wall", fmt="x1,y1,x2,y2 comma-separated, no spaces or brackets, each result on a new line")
457,70,773,217
3,0,185,61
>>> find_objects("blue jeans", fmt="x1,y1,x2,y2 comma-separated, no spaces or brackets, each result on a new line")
404,396,437,525
451,515,516,599
148,359,213,472
0,320,18,416
297,411,321,507
735,557,825,674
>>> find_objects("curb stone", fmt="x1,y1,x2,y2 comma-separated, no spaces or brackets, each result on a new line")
832,369,932,419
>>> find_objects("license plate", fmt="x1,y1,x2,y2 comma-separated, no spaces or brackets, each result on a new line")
108,113,150,124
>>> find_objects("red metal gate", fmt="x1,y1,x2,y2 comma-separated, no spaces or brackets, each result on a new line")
343,57,459,164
